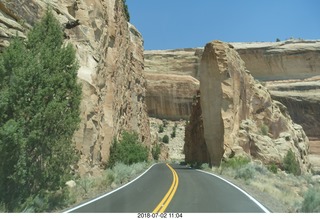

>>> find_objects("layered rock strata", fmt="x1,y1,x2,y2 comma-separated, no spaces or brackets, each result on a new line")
266,78,320,138
186,40,310,172
145,73,199,120
0,0,151,172
144,49,202,120
144,41,320,81
233,41,320,81
144,41,320,130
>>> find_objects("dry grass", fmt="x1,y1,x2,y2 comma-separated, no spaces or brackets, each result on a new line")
65,162,151,211
163,119,320,213
208,161,319,212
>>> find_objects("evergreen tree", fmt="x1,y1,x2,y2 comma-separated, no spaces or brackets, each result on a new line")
0,10,81,211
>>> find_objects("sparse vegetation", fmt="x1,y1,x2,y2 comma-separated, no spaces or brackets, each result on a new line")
158,124,164,133
162,120,168,128
221,156,251,170
235,164,255,181
122,0,130,22
300,187,320,212
267,163,278,174
171,125,176,138
68,162,150,208
283,149,301,176
108,131,149,168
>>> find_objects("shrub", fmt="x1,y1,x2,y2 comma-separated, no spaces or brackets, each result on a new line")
162,135,169,144
152,144,161,161
221,156,251,169
162,120,168,128
19,189,69,213
260,124,269,135
158,124,164,133
267,163,278,174
122,0,130,22
283,149,301,176
108,131,148,168
171,126,176,138
112,162,148,185
235,165,255,181
300,187,320,212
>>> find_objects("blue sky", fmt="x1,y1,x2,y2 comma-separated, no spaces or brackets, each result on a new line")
126,0,320,50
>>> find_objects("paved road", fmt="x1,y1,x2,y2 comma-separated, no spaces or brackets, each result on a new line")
66,163,269,213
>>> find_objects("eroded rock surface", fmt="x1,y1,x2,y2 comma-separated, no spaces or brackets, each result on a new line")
184,91,209,164
144,41,320,132
0,0,151,174
233,41,320,81
145,73,199,120
187,40,310,172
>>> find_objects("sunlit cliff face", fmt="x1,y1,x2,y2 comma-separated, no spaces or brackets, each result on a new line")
0,0,151,174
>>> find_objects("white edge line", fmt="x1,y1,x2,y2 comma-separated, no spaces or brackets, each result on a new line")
196,169,271,213
64,163,158,213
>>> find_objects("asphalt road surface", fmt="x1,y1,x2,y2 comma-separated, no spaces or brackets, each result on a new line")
66,163,269,213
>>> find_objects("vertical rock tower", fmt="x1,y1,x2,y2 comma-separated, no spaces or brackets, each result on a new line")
187,40,309,172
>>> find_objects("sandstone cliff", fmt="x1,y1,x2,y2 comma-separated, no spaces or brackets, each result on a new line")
144,41,320,139
144,49,202,120
233,41,320,81
185,41,310,172
266,78,320,138
144,41,320,81
0,0,151,173
145,73,199,120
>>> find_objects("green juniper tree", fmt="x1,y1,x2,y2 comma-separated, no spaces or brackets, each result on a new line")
0,10,81,212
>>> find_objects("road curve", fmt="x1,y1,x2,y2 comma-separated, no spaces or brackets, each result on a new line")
166,164,268,213
65,163,269,213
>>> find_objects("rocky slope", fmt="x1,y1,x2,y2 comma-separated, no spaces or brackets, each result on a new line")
0,0,151,174
185,40,310,172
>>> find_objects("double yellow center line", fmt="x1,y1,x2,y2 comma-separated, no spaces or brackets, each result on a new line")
152,164,179,213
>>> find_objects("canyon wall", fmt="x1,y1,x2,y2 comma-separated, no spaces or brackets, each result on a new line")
0,0,151,173
266,79,320,138
144,41,320,139
144,49,201,120
186,40,310,172
145,73,199,120
234,41,320,81
144,41,320,81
